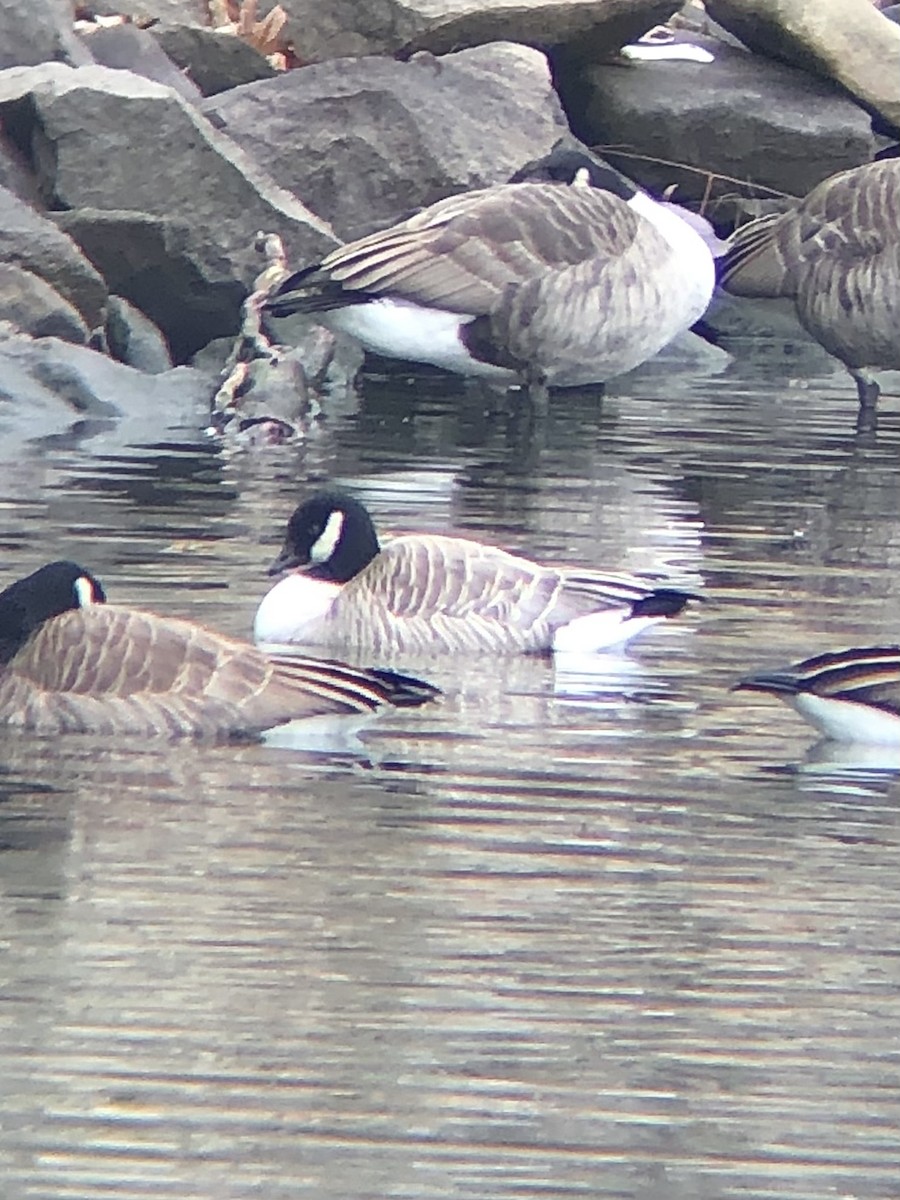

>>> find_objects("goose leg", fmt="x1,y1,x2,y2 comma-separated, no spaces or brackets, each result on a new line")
852,369,880,434
523,372,550,416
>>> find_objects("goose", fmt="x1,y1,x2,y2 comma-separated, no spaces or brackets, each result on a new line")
735,645,900,744
0,560,438,739
263,147,717,402
718,158,900,433
253,491,700,656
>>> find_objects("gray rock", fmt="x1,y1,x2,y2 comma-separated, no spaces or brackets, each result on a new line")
0,64,338,360
706,0,900,135
562,35,875,222
204,42,571,240
53,208,243,363
153,23,279,96
0,264,89,343
0,0,90,70
105,294,174,373
272,0,681,62
0,184,108,328
79,23,204,104
0,132,45,206
0,329,212,454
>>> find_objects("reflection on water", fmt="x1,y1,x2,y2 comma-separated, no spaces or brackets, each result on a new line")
3,338,900,1197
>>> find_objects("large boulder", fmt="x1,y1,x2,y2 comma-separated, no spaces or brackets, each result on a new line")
560,35,875,222
0,64,338,361
0,185,107,329
0,0,89,70
706,0,900,135
204,42,571,241
277,0,681,62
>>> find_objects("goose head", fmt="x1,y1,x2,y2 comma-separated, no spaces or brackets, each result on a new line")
0,560,106,663
509,145,637,200
268,492,381,583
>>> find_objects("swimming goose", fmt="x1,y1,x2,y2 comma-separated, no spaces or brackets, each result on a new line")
264,148,716,400
718,158,900,433
0,560,438,739
253,491,700,656
735,645,900,744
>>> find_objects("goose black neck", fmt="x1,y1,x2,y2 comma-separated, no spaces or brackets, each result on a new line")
0,561,103,664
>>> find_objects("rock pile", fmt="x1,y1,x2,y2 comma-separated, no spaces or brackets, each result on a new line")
0,0,896,432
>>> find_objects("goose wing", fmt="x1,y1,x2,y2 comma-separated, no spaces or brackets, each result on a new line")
331,534,576,653
741,646,900,714
721,161,900,301
284,183,648,317
2,607,434,736
718,210,793,296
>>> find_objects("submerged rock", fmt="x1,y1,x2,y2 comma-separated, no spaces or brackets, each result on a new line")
0,329,213,455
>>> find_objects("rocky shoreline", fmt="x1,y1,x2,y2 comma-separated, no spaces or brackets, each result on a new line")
0,0,897,437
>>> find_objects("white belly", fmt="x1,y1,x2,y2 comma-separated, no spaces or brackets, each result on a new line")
793,694,900,745
325,298,515,380
254,573,340,647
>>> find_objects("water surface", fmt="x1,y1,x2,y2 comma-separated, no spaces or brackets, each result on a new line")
2,333,900,1198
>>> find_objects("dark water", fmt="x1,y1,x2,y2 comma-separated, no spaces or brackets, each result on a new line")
3,331,900,1198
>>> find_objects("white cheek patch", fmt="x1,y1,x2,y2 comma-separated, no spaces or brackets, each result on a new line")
309,509,345,564
75,575,100,606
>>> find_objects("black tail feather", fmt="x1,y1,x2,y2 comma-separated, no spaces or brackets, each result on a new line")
630,589,702,620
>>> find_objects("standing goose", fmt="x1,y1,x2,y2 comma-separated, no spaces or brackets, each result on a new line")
253,491,700,656
263,148,716,400
735,646,900,744
0,561,438,739
719,158,900,433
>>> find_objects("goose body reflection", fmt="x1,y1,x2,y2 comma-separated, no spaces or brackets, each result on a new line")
254,491,700,656
736,645,900,744
0,561,438,740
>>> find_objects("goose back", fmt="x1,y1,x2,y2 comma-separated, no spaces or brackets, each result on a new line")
298,534,641,656
0,604,433,738
721,160,900,372
269,179,714,388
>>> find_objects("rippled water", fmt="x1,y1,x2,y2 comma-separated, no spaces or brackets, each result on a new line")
3,328,900,1198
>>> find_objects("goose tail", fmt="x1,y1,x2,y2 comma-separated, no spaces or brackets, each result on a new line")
717,211,791,297
366,666,443,708
629,588,702,620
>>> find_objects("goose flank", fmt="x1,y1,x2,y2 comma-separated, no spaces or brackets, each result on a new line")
0,561,439,739
264,147,716,401
735,645,900,744
719,158,900,433
254,491,701,656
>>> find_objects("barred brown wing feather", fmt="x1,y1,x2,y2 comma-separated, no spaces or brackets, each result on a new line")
0,607,434,736
796,648,900,710
319,185,646,315
328,535,568,654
